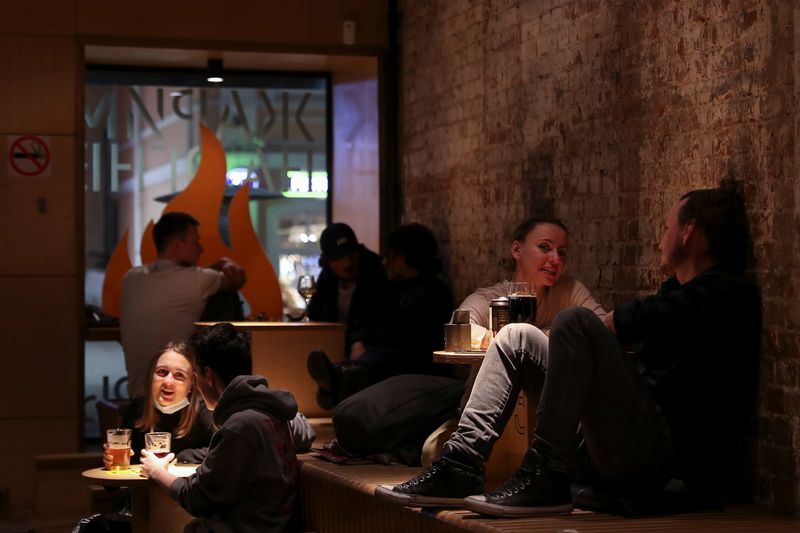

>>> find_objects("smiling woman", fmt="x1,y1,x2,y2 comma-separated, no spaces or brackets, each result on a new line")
108,341,215,466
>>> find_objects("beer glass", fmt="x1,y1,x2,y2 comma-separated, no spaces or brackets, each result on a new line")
508,281,537,325
106,428,132,470
144,432,172,458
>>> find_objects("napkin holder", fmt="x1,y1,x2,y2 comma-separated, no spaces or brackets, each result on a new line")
444,309,471,351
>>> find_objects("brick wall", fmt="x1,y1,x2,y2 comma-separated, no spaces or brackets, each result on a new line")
398,0,800,513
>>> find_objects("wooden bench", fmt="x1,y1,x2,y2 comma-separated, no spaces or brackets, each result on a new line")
298,422,799,532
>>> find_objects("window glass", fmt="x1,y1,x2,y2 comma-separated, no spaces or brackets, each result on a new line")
83,67,328,439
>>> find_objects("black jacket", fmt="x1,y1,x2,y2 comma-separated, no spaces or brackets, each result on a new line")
364,273,453,372
307,245,386,354
614,267,762,492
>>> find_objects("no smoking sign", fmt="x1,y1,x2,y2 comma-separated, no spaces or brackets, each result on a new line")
7,135,51,177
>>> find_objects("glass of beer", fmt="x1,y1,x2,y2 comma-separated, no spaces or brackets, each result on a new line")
508,281,537,325
144,432,172,458
106,428,132,470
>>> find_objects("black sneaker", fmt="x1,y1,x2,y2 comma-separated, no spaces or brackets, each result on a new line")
463,448,573,517
375,456,484,508
307,351,338,409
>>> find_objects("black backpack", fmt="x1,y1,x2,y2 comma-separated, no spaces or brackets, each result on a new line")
333,374,464,465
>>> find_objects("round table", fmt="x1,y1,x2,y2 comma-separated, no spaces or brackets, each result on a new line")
432,350,486,364
82,465,198,532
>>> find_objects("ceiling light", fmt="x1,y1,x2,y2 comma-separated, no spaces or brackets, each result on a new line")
206,59,224,83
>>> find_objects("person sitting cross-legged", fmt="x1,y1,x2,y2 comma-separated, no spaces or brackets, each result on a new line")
376,185,762,517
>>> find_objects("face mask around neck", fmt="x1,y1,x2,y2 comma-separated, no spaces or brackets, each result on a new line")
154,397,190,415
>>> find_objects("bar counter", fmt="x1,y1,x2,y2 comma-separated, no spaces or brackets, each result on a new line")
195,321,346,417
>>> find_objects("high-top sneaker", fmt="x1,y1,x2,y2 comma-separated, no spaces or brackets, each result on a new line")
375,455,484,508
464,448,573,517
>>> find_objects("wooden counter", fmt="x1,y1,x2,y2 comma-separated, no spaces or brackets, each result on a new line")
195,321,346,417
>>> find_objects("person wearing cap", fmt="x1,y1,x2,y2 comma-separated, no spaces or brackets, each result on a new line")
307,223,454,408
306,223,386,359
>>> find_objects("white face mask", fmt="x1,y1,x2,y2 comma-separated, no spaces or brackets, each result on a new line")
154,397,190,415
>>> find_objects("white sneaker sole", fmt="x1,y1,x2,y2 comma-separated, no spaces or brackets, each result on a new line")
375,484,467,508
464,494,573,517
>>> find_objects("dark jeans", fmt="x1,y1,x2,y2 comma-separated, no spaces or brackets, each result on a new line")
446,307,673,491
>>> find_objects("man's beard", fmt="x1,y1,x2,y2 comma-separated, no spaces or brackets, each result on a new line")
659,245,686,277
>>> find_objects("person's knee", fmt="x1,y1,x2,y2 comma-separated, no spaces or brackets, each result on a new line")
552,306,602,333
494,322,548,354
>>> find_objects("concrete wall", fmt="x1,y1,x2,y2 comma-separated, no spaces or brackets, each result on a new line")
0,0,387,518
397,0,800,513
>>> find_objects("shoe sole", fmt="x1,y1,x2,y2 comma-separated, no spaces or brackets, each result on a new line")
375,484,466,508
463,495,573,517
307,351,333,389
307,351,338,410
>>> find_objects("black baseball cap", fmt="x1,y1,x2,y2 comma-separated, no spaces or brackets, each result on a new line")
320,223,360,260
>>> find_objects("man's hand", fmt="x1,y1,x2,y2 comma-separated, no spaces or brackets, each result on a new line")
349,341,367,361
602,310,616,335
209,257,247,291
139,449,177,488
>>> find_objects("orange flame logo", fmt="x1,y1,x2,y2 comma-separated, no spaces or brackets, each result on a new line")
101,124,282,320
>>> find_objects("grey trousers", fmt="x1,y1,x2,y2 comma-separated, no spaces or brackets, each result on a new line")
445,307,673,490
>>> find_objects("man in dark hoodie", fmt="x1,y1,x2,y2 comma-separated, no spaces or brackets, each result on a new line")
141,323,299,532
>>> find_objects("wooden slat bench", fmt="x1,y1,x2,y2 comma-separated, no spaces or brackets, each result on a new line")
297,450,800,533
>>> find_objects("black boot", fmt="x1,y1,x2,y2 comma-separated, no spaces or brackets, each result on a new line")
307,351,369,409
375,454,484,508
463,447,573,517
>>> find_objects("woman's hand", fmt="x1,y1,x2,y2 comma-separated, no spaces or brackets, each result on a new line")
102,443,133,469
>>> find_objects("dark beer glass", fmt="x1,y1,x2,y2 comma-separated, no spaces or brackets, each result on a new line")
508,294,537,324
508,281,537,325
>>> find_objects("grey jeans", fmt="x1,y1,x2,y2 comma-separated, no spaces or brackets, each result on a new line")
446,307,673,490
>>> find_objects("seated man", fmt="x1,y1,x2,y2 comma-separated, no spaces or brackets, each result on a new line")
307,222,386,357
141,323,299,532
120,212,246,400
377,185,761,516
307,223,453,408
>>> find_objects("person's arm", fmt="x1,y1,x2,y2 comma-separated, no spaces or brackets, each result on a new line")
603,310,616,335
205,257,246,291
612,277,692,347
288,412,316,452
567,279,608,320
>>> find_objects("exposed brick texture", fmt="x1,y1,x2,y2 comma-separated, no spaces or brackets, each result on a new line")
398,0,800,514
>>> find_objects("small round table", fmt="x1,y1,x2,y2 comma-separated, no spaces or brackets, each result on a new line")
433,350,486,365
82,465,198,533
